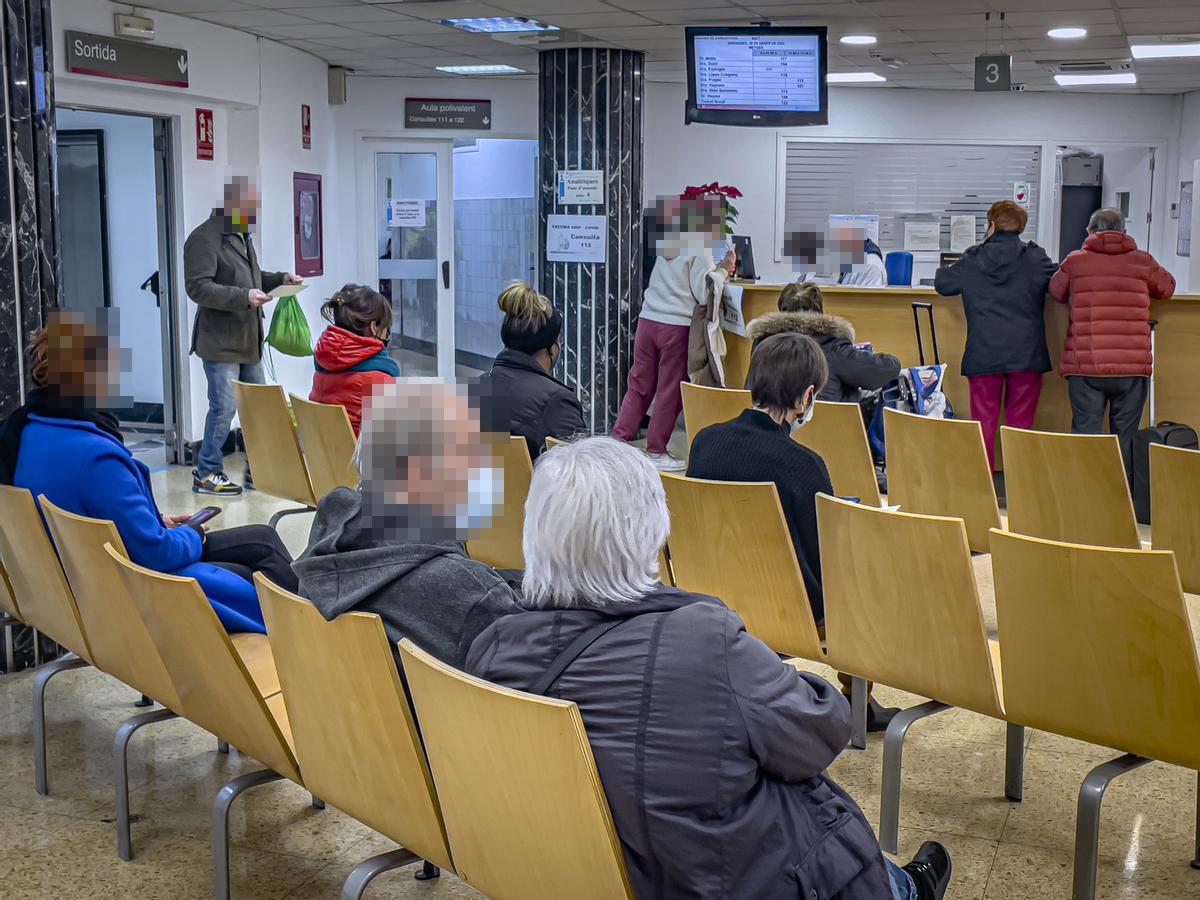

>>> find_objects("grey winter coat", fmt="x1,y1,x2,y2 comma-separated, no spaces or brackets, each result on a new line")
292,488,519,669
466,586,894,900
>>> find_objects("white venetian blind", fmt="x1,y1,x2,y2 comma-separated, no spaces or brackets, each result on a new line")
781,141,1043,252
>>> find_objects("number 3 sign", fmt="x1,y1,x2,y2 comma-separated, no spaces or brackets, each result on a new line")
974,55,1011,92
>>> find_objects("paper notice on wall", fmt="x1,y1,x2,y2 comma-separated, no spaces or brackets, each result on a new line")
546,214,607,263
387,199,426,228
1013,181,1031,210
557,169,604,205
950,216,977,253
719,284,747,337
904,221,940,252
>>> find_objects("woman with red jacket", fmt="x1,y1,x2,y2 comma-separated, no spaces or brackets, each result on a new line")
310,284,400,434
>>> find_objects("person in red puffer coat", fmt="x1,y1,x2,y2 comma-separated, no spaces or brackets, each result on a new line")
1050,208,1175,477
310,284,400,435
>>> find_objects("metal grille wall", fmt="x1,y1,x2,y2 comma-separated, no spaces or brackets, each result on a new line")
781,141,1043,253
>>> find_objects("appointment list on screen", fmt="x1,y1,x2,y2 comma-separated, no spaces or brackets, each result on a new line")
694,35,821,112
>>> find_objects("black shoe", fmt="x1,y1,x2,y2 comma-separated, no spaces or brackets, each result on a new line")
193,470,243,496
867,697,901,733
902,841,952,900
243,468,256,491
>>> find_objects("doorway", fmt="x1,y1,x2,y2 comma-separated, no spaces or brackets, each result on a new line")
55,108,181,463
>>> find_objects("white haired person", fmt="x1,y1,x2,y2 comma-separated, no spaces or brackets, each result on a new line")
466,436,951,900
293,379,518,670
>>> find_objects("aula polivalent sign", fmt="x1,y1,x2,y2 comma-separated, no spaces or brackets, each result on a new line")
65,31,189,89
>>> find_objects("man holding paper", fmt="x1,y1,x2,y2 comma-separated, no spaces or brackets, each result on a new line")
184,175,301,495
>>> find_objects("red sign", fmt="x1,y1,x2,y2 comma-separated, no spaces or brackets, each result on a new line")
196,108,214,161
301,104,311,150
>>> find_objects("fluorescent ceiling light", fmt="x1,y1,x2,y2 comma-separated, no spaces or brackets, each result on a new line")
1054,72,1137,86
436,64,526,75
440,17,558,34
827,72,886,83
1131,42,1200,59
1047,27,1088,39
839,34,877,46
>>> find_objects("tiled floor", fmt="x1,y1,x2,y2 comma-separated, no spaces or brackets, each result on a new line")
0,458,1194,898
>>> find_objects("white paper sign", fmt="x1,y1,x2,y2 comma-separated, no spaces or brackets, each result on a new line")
828,214,880,243
904,221,940,252
557,169,604,205
546,214,607,263
1013,181,1031,210
387,199,426,228
950,216,977,253
719,284,746,337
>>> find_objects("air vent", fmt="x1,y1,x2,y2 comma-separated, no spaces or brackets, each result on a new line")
1052,60,1116,73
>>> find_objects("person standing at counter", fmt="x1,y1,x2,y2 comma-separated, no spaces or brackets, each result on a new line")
933,201,1056,471
1049,208,1175,478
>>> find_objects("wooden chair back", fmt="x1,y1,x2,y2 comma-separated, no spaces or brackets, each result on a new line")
0,560,20,621
0,486,92,662
885,408,1001,552
544,435,566,452
107,547,301,782
232,381,316,507
399,640,634,900
1150,443,1200,593
466,436,533,571
40,499,181,710
661,474,823,661
794,401,882,507
256,577,454,871
991,529,1200,771
818,495,1003,718
680,382,751,448
1000,427,1140,548
289,394,359,502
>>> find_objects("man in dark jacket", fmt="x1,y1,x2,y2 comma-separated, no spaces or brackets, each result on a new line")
292,379,518,669
468,435,951,900
934,200,1057,471
1050,208,1176,478
184,176,300,496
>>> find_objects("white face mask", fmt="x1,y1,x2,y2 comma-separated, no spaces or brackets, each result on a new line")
789,399,815,434
456,465,504,532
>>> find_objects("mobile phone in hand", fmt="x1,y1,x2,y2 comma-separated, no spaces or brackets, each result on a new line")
185,506,222,528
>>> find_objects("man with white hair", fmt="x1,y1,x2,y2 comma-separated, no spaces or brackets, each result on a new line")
292,379,518,669
467,436,951,900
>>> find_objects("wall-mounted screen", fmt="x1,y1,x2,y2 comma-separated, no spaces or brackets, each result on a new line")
686,26,828,127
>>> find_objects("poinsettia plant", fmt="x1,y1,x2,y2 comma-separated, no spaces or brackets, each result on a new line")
681,182,742,234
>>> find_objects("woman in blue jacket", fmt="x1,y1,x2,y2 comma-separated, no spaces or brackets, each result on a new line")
0,314,297,633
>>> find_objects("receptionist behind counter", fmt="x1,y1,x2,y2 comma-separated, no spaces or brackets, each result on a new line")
784,223,887,287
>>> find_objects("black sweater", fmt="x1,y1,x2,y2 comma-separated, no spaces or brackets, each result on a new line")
686,408,834,621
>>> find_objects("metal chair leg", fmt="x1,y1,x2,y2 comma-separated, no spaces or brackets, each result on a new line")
1072,753,1152,900
33,655,90,796
268,506,314,530
1,614,17,674
879,700,951,854
1192,771,1200,870
849,676,868,751
217,739,230,754
213,769,285,900
415,860,441,880
311,795,326,810
115,708,178,861
133,694,154,708
1005,723,1025,802
341,848,420,900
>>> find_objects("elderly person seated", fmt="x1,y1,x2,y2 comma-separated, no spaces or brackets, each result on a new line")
293,378,519,669
467,436,951,900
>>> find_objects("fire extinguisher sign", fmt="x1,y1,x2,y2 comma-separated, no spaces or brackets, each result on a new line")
196,108,214,161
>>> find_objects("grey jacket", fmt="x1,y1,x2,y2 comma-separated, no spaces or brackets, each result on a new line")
183,211,285,363
292,488,519,669
466,587,893,900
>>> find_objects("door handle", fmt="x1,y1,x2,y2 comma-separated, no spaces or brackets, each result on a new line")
441,261,450,290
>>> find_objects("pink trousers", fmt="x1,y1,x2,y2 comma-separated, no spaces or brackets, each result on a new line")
969,371,1043,471
613,319,690,454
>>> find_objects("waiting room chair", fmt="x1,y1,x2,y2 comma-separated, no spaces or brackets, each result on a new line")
466,435,533,571
990,529,1200,900
795,401,882,507
884,408,1001,552
1000,427,1140,549
399,639,635,900
680,382,752,448
289,394,359,502
0,485,95,796
0,560,21,674
106,547,305,900
256,575,455,898
232,381,317,527
1149,443,1200,593
817,495,1021,853
40,499,187,861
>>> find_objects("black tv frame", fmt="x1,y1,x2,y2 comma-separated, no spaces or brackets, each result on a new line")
685,25,828,127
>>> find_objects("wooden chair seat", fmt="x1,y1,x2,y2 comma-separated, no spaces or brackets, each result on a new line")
264,692,294,753
230,633,283,699
1150,443,1200,593
289,393,359,502
795,401,882,507
233,381,317,509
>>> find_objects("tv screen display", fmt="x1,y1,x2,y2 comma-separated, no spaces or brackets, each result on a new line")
686,26,828,127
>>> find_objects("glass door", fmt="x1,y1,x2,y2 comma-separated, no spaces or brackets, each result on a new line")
357,138,454,378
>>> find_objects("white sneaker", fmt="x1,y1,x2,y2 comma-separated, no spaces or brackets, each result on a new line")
648,452,687,472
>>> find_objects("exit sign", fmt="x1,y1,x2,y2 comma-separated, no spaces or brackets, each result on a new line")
974,55,1011,92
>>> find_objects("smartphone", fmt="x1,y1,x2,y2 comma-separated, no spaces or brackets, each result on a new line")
184,506,222,527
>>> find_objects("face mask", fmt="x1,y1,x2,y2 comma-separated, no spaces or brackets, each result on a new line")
456,465,504,532
789,400,815,434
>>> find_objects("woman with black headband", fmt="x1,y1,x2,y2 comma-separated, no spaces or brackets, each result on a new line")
482,281,585,458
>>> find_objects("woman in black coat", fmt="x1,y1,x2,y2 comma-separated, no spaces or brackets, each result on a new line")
481,281,585,458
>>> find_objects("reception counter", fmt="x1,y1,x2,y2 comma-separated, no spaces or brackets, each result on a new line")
725,283,1200,437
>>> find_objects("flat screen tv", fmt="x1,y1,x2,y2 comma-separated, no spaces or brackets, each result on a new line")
686,26,828,127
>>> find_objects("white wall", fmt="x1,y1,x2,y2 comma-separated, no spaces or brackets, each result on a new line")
454,139,537,201
1164,90,1200,291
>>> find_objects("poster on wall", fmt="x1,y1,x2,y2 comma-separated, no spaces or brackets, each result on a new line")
1178,181,1193,258
301,104,311,150
1013,181,1031,210
196,108,213,161
293,172,323,277
903,221,940,252
950,215,977,253
557,170,604,205
546,215,606,263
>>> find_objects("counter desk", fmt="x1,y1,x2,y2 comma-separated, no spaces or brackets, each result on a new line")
726,284,1200,439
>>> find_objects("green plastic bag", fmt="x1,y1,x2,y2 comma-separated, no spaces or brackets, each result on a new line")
265,296,313,357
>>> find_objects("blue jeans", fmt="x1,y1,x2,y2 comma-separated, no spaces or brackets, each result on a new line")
886,859,917,900
197,359,264,478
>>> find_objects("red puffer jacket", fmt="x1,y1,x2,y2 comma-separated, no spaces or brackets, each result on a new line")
310,326,399,434
1050,231,1175,377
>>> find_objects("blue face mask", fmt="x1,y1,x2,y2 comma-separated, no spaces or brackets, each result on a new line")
456,465,504,533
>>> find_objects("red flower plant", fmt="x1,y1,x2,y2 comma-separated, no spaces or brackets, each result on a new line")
680,182,742,233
